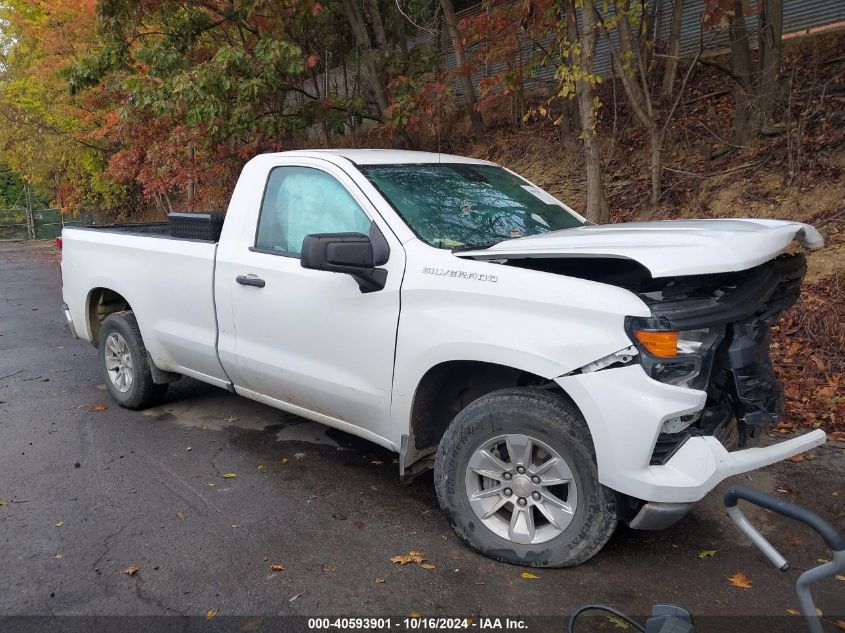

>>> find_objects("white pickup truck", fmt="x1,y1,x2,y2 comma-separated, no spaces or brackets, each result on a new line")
61,149,826,567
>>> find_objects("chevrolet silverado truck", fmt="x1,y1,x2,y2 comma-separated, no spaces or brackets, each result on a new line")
61,150,826,567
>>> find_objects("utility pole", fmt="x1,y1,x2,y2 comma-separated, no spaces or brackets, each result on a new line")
325,49,330,97
187,146,196,210
25,185,35,240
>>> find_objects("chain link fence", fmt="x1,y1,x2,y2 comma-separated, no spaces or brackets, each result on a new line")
0,207,89,241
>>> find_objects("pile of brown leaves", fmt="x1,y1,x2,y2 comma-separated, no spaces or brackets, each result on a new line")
771,274,845,438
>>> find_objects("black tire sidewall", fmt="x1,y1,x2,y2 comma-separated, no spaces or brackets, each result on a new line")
434,388,617,567
98,313,160,409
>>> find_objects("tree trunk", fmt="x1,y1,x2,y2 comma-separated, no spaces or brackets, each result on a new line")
440,0,486,140
569,0,609,224
364,0,388,51
649,127,662,206
597,2,660,204
758,0,783,130
394,2,410,65
557,97,575,149
660,0,684,98
341,0,390,119
728,0,759,145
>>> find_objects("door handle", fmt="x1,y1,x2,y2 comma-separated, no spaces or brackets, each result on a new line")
236,274,266,288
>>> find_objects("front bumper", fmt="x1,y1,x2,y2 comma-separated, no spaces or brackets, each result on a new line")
61,302,78,339
556,365,826,504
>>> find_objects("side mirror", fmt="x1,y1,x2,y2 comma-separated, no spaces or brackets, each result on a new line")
300,232,387,293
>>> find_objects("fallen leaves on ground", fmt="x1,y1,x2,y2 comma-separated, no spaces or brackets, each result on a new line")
53,553,63,559
257,464,265,471
788,536,802,546
789,453,815,463
408,612,422,619
269,564,284,572
520,572,540,579
222,473,237,479
606,615,632,629
241,618,263,631
280,457,288,465
89,404,108,412
175,512,187,521
786,609,800,616
322,564,337,573
0,500,5,507
728,572,753,589
223,416,238,423
697,550,716,559
206,609,218,620
371,460,383,465
55,520,64,528
390,551,426,565
289,593,302,603
123,566,140,576
374,577,385,584
420,563,435,570
836,575,845,581
770,278,844,436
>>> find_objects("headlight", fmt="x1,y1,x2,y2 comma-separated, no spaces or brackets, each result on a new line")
626,317,723,388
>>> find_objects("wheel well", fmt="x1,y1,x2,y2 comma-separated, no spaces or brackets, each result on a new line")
405,361,562,473
88,288,131,345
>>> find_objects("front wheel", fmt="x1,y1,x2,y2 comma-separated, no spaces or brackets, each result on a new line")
98,311,167,410
434,388,617,567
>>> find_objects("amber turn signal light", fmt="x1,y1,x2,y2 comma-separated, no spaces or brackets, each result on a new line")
634,330,679,357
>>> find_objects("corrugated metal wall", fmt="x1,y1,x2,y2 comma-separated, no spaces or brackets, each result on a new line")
298,0,845,121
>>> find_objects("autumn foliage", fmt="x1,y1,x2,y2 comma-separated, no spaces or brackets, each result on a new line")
1,0,357,215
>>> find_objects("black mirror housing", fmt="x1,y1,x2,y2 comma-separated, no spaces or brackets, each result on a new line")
301,232,374,270
301,232,387,293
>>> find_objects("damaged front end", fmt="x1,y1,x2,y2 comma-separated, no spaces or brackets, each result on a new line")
625,253,806,464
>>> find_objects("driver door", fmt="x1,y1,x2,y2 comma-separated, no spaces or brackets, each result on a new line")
215,162,404,444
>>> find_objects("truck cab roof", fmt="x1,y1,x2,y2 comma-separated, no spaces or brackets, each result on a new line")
264,149,494,166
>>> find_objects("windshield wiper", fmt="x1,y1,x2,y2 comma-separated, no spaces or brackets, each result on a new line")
451,239,505,253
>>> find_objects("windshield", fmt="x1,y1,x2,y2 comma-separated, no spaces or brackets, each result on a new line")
359,163,584,249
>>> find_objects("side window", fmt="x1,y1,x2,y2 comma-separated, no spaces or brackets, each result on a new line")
255,166,373,256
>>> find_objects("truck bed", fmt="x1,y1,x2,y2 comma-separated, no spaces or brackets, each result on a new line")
72,214,223,242
71,222,177,238
60,225,230,386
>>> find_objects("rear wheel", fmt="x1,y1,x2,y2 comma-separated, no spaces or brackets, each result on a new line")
434,388,617,567
98,311,167,410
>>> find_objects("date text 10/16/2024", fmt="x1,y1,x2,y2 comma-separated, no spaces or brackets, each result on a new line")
307,617,528,631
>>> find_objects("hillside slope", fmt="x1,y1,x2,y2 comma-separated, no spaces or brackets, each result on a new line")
446,30,844,437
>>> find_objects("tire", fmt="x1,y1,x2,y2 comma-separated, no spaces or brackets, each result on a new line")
98,311,168,410
434,388,617,567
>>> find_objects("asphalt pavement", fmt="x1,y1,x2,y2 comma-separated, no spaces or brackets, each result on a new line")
0,240,842,632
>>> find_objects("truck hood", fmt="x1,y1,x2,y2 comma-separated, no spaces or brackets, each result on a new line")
454,218,823,277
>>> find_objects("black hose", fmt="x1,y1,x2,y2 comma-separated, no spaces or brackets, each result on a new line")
567,604,646,633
